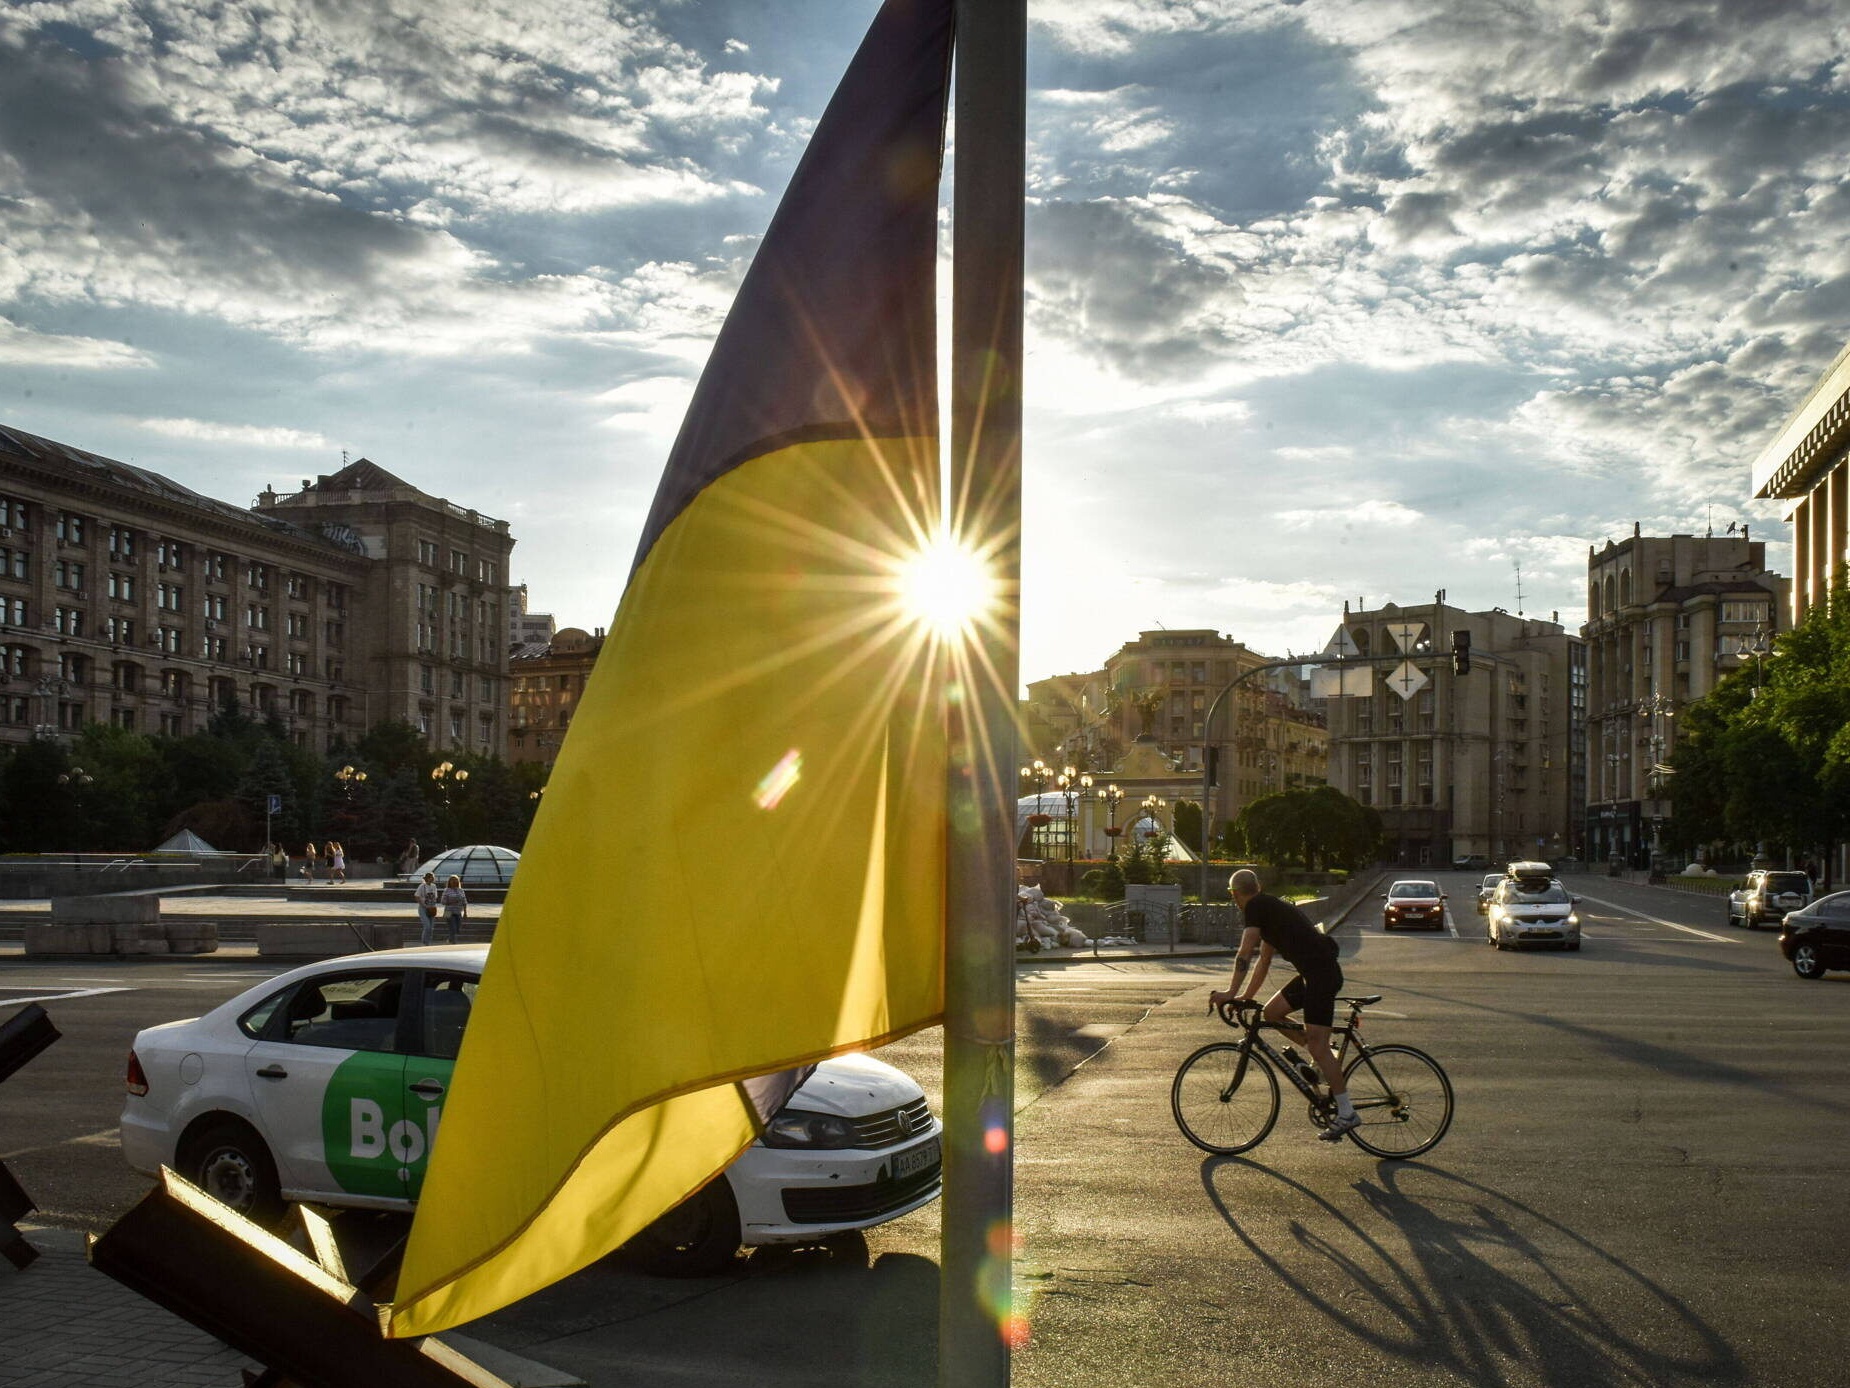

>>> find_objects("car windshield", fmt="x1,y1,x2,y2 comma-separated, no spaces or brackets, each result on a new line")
1482,874,1503,889
1390,883,1438,898
1506,884,1570,905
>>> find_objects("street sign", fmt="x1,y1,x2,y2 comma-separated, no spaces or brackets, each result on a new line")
267,794,282,815
1385,659,1429,701
1385,621,1426,652
1322,626,1360,658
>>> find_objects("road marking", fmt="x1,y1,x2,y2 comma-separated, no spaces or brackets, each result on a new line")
1574,893,1738,944
1445,908,1460,939
0,986,133,1007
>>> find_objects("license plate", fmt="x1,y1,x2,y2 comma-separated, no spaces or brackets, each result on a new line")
892,1137,940,1180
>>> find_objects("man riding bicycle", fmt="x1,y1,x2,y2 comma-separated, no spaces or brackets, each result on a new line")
1207,868,1358,1140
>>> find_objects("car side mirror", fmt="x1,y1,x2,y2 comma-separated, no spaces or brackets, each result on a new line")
1379,894,1388,900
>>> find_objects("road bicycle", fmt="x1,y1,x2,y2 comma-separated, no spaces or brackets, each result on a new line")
1171,995,1453,1158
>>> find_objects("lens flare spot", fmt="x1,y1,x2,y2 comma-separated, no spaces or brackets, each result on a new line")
983,1123,1009,1156
753,749,802,810
1002,1314,1032,1350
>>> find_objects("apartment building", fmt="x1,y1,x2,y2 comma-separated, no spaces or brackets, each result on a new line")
508,626,605,768
1583,528,1787,867
0,427,513,754
1321,600,1584,868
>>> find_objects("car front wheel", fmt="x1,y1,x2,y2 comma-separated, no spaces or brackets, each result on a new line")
182,1119,285,1227
620,1177,741,1276
1791,943,1829,980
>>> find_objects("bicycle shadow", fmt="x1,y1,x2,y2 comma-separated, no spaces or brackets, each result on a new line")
1199,1158,1743,1387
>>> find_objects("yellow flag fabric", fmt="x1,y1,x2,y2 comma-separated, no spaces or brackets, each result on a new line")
386,0,953,1338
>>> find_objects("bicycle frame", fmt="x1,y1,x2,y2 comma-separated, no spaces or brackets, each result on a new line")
1221,997,1382,1109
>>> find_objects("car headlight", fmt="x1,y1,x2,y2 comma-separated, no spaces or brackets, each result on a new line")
760,1109,859,1149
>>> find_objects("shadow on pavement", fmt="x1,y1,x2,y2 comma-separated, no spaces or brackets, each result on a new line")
476,1233,941,1386
1198,1157,1743,1388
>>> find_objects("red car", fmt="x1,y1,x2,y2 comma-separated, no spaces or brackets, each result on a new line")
1382,879,1447,931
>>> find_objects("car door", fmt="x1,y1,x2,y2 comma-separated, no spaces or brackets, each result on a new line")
1816,893,1850,965
400,969,478,1202
243,969,411,1204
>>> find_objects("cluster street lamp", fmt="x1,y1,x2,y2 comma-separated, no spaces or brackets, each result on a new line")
335,763,368,797
1139,793,1166,844
55,765,94,788
1095,782,1124,858
1019,759,1057,857
1736,624,1771,696
1055,767,1088,860
431,760,470,848
1640,692,1675,871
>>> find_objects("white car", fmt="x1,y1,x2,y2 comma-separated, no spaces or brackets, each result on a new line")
1485,875,1582,951
120,945,942,1274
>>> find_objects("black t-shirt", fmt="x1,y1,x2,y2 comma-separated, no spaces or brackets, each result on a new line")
1241,892,1338,972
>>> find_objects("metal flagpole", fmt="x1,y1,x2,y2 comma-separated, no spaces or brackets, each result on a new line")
943,0,1024,1383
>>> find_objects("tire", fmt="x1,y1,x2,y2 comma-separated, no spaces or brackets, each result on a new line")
621,1177,741,1276
181,1119,285,1227
1567,940,1582,952
1791,943,1829,981
1172,1043,1280,1155
1341,1044,1454,1159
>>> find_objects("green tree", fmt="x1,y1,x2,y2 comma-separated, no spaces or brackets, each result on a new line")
1172,799,1204,856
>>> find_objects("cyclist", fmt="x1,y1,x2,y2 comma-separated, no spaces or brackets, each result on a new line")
1208,868,1358,1140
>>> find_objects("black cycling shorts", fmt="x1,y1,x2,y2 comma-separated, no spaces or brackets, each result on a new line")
1280,960,1344,1029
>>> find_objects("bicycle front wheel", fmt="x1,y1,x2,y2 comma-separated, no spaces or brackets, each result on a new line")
1341,1043,1453,1158
1172,1043,1280,1155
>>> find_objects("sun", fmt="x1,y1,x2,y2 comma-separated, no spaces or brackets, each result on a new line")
896,532,997,642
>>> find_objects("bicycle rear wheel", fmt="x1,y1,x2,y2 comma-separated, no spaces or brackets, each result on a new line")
1341,1043,1453,1158
1171,1043,1280,1154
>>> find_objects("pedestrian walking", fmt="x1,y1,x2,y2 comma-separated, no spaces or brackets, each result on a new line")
400,838,421,877
328,840,347,883
301,842,319,882
269,842,286,882
441,874,468,944
415,871,441,945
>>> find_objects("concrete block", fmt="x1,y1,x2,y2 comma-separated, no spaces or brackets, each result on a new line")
24,923,115,954
50,895,161,925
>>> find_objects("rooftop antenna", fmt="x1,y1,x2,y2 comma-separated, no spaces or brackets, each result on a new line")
1514,561,1526,617
1706,501,1714,538
341,450,349,467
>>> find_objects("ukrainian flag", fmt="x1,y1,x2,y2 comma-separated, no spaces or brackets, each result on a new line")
387,0,955,1337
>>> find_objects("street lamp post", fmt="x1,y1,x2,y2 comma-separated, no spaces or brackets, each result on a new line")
1019,758,1052,857
1057,769,1090,860
1139,794,1166,847
1639,692,1675,872
430,760,470,848
1096,783,1123,859
1736,624,1770,696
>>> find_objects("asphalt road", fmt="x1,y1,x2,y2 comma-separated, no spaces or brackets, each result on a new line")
2,873,1845,1387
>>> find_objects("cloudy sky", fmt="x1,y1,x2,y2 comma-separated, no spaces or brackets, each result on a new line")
3,0,1846,689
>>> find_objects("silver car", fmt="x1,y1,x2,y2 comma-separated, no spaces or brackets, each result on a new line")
1486,877,1582,951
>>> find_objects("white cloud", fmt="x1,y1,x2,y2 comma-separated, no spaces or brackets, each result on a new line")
135,418,334,450
0,318,152,368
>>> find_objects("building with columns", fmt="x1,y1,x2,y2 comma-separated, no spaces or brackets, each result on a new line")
1752,340,1850,623
1582,529,1786,867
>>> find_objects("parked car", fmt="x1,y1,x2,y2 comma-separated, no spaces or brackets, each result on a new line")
1778,891,1850,979
1382,880,1447,931
1485,874,1582,951
1476,872,1504,915
1726,870,1813,930
1452,855,1492,871
120,945,942,1274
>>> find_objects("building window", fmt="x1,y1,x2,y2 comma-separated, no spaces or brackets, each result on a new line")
204,593,227,622
103,615,136,645
479,675,494,701
56,513,87,545
54,607,85,637
417,707,432,737
479,713,494,747
418,540,438,566
325,620,345,647
450,549,467,575
1,644,26,677
206,552,229,582
246,562,270,591
290,689,312,717
108,526,137,560
59,651,87,683
161,669,188,700
158,582,184,612
450,669,464,698
202,634,228,661
477,558,498,584
285,573,309,600
247,603,271,631
160,712,183,736
1675,641,1690,661
3,597,25,626
420,665,434,695
1,547,26,580
2,695,28,724
108,571,135,602
449,710,463,741
0,497,29,530
54,559,86,591
113,662,141,692
327,583,348,612
286,651,307,676
58,700,85,730
157,539,185,571
249,645,270,670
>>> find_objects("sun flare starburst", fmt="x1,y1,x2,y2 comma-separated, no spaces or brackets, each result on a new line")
896,533,998,642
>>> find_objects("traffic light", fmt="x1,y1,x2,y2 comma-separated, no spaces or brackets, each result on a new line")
1451,629,1471,675
1205,745,1220,787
